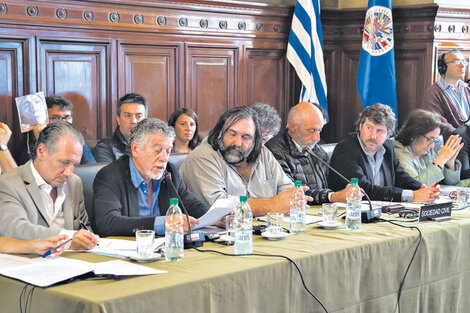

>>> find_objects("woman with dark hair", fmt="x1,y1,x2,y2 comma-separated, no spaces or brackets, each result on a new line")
168,108,201,153
393,109,467,186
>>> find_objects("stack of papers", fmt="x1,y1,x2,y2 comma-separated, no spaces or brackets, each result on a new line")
0,254,165,287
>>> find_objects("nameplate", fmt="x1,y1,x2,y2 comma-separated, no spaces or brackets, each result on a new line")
418,202,452,222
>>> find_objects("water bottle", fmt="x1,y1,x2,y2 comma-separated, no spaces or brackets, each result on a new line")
165,198,184,261
346,178,362,230
290,180,306,234
234,196,253,255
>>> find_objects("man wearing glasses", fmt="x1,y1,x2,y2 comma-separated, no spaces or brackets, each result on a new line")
18,95,96,165
265,102,349,204
328,103,440,203
422,49,470,177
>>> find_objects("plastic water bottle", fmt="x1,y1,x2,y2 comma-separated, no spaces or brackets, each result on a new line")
234,196,253,255
165,198,184,261
290,180,306,234
346,178,362,230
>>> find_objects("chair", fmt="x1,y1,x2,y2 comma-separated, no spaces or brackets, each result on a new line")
73,163,108,219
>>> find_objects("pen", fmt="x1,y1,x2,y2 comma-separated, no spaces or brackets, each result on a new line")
79,220,92,232
41,238,73,258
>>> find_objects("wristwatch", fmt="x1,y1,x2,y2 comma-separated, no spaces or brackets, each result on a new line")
0,144,8,151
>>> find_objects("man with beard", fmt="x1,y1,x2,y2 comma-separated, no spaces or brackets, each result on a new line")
92,118,208,236
0,122,99,250
266,102,349,204
180,106,312,217
328,103,440,203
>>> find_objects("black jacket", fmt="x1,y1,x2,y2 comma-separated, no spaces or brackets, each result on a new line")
328,133,422,201
265,128,332,204
92,155,209,236
92,127,127,162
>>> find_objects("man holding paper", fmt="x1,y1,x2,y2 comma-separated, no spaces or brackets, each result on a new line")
0,122,99,250
92,118,208,237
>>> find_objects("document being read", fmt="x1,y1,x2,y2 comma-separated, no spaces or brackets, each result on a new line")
0,254,165,287
193,196,239,230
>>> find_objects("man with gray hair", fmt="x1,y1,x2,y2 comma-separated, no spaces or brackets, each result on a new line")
92,118,208,236
251,102,282,143
266,102,349,204
328,103,440,203
0,122,99,250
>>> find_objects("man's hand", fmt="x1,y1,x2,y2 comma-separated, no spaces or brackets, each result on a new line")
330,184,351,203
182,215,199,232
0,122,12,145
412,183,441,204
70,229,100,250
271,186,313,214
32,234,69,256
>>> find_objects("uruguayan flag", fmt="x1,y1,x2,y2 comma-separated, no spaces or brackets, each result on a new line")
287,0,328,119
357,0,398,117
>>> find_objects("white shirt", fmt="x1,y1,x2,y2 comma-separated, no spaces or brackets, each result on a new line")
30,162,75,240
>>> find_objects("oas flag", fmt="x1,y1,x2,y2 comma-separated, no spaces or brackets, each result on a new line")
357,0,397,117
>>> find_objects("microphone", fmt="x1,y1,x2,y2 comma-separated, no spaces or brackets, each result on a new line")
165,173,204,249
302,146,381,222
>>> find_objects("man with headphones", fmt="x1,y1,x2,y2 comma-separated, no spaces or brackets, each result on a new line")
422,49,470,177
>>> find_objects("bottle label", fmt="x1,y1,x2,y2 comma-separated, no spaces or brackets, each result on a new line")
290,211,306,223
235,231,251,242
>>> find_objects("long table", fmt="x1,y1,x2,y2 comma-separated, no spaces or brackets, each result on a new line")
1,208,470,313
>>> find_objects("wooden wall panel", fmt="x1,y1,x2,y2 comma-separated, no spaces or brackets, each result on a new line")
119,44,180,121
39,40,110,140
186,47,237,132
245,49,286,121
0,37,34,158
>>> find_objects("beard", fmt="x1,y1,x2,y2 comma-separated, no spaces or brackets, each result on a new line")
219,139,252,165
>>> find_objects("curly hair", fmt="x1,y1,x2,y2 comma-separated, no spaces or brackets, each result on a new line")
356,103,396,136
395,110,443,146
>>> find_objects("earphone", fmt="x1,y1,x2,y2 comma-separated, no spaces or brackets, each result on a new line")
437,52,448,76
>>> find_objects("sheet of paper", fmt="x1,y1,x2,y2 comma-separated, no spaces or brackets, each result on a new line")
0,254,35,269
257,214,322,224
93,260,166,276
0,257,93,288
194,196,239,229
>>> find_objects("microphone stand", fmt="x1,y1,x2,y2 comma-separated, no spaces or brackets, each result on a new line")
303,146,381,222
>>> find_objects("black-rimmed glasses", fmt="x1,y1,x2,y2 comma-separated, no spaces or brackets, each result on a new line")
423,135,440,146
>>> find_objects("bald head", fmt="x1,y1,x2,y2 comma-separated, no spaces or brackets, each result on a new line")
287,102,323,149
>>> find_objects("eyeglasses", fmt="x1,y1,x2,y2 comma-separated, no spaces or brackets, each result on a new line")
49,115,72,122
447,59,468,67
423,135,440,146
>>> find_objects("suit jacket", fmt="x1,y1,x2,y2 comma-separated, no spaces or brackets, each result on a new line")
265,128,332,204
92,127,127,162
0,160,90,240
92,155,210,237
328,133,422,201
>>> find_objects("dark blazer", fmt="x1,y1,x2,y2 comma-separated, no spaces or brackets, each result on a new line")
265,128,332,204
92,155,209,236
92,127,128,162
328,133,422,202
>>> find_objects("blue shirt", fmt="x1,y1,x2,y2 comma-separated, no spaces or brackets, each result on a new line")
129,158,165,234
357,134,413,202
437,78,470,125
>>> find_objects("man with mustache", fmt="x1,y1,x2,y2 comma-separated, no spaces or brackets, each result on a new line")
180,106,312,217
92,118,208,236
0,122,99,250
328,103,440,203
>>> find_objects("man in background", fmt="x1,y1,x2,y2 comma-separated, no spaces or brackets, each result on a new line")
93,93,147,162
18,95,96,165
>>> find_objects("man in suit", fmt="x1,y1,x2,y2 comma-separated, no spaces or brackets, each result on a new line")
92,118,208,237
266,102,349,204
328,103,440,203
0,122,99,250
93,93,147,162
